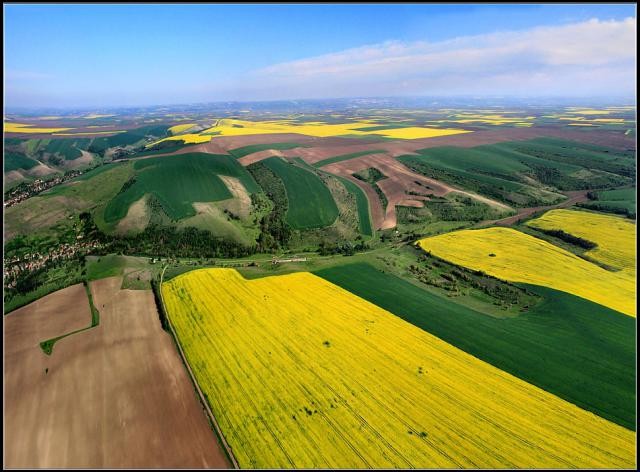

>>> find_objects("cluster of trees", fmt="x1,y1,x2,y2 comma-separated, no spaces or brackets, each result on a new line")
353,168,389,211
318,238,369,256
247,163,293,252
534,228,597,250
409,253,536,308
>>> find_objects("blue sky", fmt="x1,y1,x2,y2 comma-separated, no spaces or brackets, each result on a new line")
4,4,636,108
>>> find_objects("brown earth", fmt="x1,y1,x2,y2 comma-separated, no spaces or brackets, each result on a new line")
324,154,509,229
218,176,251,219
4,278,229,468
115,195,150,235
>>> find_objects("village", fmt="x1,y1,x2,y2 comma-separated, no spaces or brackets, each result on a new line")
3,238,104,289
4,169,85,208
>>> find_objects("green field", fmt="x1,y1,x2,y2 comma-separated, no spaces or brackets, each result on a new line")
103,153,259,223
43,137,91,160
579,187,636,217
228,142,309,158
262,157,339,230
5,152,40,172
314,262,636,430
89,125,170,154
312,149,385,168
336,176,373,236
399,138,633,207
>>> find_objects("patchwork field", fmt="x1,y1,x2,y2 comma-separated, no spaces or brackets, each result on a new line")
418,227,636,317
526,209,636,273
262,157,339,230
5,278,227,468
162,268,635,468
147,118,472,149
315,262,636,429
103,153,258,223
324,153,509,229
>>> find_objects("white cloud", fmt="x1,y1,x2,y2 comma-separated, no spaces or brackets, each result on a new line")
225,17,636,99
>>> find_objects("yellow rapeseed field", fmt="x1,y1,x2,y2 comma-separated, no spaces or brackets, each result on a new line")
418,227,635,317
52,131,126,136
4,122,73,133
162,268,636,469
168,123,197,134
526,209,636,274
147,118,471,146
431,113,535,126
146,133,213,147
83,113,116,119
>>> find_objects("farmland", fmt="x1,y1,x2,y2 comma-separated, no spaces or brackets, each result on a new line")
4,102,637,469
580,187,636,217
5,278,228,468
525,209,636,273
315,262,636,429
103,153,258,223
262,157,339,229
417,227,636,317
162,268,635,468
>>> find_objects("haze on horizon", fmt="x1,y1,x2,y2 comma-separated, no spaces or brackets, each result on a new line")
3,3,637,109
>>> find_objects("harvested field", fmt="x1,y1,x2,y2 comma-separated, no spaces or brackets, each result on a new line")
162,268,635,469
4,278,228,468
324,154,508,229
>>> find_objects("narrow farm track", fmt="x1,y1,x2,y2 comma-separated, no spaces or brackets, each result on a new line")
475,190,590,228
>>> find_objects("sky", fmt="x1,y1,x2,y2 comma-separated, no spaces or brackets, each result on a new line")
3,3,637,108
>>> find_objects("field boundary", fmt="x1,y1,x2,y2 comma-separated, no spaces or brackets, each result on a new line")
158,265,240,469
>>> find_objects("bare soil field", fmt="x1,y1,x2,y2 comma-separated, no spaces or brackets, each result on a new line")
324,154,508,229
115,195,150,234
4,277,229,468
218,176,251,218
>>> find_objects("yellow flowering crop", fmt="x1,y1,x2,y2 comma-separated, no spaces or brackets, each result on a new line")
146,133,213,147
4,122,73,133
418,227,635,317
188,118,470,141
526,209,636,274
162,268,635,468
168,123,197,134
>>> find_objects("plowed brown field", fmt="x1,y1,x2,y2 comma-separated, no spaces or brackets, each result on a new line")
4,278,228,468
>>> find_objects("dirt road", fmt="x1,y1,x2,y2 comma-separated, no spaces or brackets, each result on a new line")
475,190,590,228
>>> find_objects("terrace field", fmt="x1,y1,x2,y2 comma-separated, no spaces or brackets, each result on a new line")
417,227,635,317
162,268,635,468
